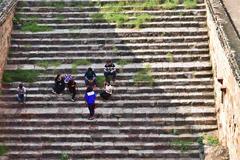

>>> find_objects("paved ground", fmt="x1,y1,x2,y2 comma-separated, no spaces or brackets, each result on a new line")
222,0,240,37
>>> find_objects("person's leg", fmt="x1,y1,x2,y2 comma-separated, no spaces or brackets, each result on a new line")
112,71,116,82
72,90,76,100
16,94,21,102
88,104,95,119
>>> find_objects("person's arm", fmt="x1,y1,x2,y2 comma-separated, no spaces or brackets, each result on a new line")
111,64,116,72
93,72,96,80
84,72,89,80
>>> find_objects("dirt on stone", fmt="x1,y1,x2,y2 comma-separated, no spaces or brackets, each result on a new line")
205,145,229,160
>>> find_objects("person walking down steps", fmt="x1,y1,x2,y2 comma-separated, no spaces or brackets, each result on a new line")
84,87,97,120
104,59,116,83
52,74,65,94
67,79,77,101
16,83,27,103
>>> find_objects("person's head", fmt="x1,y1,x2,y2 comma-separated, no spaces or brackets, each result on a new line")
105,81,110,86
19,83,23,89
56,74,61,80
106,59,112,64
86,86,93,93
87,68,93,72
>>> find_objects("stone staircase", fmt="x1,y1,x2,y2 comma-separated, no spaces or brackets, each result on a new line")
0,0,217,159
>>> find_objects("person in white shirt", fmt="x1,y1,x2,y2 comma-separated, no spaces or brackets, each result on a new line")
16,83,27,103
100,81,113,100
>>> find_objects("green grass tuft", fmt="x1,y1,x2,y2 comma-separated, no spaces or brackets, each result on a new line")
0,145,8,156
21,21,53,32
36,60,61,69
60,153,69,160
183,0,197,9
133,64,154,86
90,13,104,22
162,0,178,10
3,69,39,83
166,52,174,62
116,59,131,67
96,76,105,88
204,135,219,146
129,14,152,29
71,59,91,74
52,2,65,8
170,140,193,152
56,15,65,21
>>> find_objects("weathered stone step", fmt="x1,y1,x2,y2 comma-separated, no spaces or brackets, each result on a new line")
11,28,208,39
15,9,206,17
10,42,208,52
16,3,205,11
0,116,216,127
0,99,215,109
4,78,213,89
0,124,216,135
2,141,200,151
0,106,215,116
18,16,206,24
14,21,207,29
9,49,209,57
6,149,200,159
1,85,214,94
0,92,214,102
7,54,210,65
5,61,212,72
11,36,209,45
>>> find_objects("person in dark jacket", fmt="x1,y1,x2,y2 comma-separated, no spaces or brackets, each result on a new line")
16,83,27,103
52,74,65,94
84,68,97,88
104,59,116,82
67,79,77,101
84,87,97,120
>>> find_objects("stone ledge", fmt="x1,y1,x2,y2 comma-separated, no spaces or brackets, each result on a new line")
0,0,17,25
206,0,240,85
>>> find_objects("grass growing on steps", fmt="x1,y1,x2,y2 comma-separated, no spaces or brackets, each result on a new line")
166,52,174,62
36,60,61,69
20,21,53,32
0,145,8,156
161,0,179,10
60,153,69,160
129,14,152,29
133,64,154,86
71,59,91,74
56,15,65,21
116,59,131,67
170,140,193,152
3,69,39,83
204,134,219,146
183,0,197,9
96,76,105,88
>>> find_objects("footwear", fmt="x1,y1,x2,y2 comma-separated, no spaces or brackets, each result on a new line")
88,116,94,120
52,90,56,94
71,98,75,102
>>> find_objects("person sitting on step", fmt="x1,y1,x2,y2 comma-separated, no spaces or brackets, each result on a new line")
52,74,65,94
104,59,116,83
67,78,77,101
16,83,27,103
84,67,97,88
84,87,97,120
100,81,113,100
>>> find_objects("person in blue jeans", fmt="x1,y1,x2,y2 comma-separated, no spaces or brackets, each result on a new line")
84,87,97,120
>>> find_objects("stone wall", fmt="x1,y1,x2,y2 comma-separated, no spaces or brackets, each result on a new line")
0,0,17,88
206,0,240,159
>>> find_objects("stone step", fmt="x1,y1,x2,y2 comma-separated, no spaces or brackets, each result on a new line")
3,78,213,88
11,28,208,39
9,48,210,57
11,35,209,45
18,16,206,24
7,54,210,65
15,9,206,17
10,42,208,52
1,85,214,94
0,99,215,108
14,21,207,29
0,124,217,135
16,3,205,11
2,141,200,151
0,106,215,116
0,116,216,126
5,61,212,72
6,149,200,159
0,92,214,102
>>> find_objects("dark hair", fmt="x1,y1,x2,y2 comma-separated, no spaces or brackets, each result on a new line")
87,68,93,72
105,81,110,86
19,83,23,89
86,87,93,93
55,74,61,81
106,59,112,64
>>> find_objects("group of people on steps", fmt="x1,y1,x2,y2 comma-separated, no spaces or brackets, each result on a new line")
16,60,117,120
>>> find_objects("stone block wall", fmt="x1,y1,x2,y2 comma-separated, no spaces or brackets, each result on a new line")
0,0,17,88
207,0,240,159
